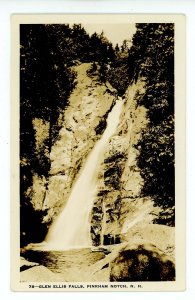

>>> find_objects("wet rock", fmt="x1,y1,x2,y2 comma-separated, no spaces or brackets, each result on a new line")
95,118,107,135
103,234,121,245
110,243,175,281
104,166,122,189
104,152,126,164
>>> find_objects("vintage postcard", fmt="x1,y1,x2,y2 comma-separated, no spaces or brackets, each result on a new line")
11,14,185,291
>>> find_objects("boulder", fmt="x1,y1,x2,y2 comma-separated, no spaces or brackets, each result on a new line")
110,243,175,281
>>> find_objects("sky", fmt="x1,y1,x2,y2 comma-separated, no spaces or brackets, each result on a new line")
82,23,137,47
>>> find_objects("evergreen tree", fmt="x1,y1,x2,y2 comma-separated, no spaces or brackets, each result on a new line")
128,23,175,225
115,43,120,53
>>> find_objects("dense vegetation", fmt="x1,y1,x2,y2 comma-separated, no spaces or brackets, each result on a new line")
128,23,175,225
105,41,130,96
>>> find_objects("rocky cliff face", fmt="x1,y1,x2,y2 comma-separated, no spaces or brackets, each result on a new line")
90,79,161,245
31,63,116,224
30,63,169,249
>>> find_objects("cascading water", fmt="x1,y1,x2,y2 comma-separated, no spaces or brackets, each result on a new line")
43,98,124,250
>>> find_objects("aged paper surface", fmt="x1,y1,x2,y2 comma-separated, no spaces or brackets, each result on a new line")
11,14,185,292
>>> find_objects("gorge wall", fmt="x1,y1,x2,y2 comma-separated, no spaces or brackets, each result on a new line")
30,62,117,225
90,79,162,246
28,62,163,248
20,24,174,257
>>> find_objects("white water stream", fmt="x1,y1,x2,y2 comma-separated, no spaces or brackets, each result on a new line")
43,98,124,250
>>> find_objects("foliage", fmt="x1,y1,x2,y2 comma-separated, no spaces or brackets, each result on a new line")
128,24,175,223
106,41,130,96
136,116,174,205
20,25,76,160
106,56,129,96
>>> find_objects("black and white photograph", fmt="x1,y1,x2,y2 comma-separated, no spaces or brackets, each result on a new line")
11,14,185,291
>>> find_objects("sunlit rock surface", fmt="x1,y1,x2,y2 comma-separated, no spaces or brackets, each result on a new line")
31,63,116,222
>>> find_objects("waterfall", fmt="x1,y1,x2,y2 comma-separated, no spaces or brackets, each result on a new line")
43,98,124,250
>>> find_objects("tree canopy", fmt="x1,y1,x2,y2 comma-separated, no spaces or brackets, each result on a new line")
128,23,175,225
